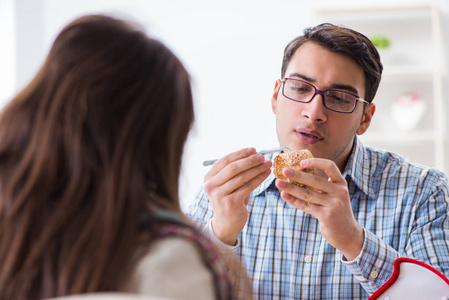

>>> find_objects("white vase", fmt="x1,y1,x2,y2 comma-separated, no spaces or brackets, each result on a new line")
391,93,426,131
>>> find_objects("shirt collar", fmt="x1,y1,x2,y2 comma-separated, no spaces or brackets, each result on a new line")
251,137,374,198
342,136,374,198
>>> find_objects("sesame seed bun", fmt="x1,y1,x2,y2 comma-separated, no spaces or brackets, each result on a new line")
273,149,317,190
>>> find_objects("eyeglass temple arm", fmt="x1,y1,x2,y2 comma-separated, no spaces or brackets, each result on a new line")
358,98,370,104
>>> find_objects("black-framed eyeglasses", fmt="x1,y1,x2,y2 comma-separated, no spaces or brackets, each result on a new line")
281,78,369,113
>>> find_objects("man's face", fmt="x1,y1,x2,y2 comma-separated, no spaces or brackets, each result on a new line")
271,41,375,170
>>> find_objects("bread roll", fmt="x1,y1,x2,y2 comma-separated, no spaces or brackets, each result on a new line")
273,149,317,190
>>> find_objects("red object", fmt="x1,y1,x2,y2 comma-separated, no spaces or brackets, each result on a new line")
369,257,449,300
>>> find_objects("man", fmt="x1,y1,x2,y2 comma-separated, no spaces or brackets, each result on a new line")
187,23,449,299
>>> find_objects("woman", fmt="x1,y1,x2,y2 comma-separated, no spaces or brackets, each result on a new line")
0,15,248,300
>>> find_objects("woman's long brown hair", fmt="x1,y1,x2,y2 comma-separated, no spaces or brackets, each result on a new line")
0,15,194,299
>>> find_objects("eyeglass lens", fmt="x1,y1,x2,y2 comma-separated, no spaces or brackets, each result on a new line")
283,79,357,113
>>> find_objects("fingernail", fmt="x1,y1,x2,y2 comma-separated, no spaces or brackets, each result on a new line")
247,148,256,155
257,154,265,162
284,168,294,176
300,160,308,168
277,180,287,187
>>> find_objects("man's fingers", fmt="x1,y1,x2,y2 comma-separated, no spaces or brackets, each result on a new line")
224,160,272,193
281,167,329,193
208,153,268,187
208,159,271,197
277,158,346,194
231,167,272,203
276,178,326,206
300,158,345,184
206,148,256,178
281,190,316,213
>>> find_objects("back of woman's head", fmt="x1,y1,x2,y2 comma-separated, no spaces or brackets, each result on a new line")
0,14,193,299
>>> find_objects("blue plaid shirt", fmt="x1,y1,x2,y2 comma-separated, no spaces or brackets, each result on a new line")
187,137,449,299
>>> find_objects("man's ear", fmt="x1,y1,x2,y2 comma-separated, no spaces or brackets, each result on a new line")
272,79,282,115
356,103,376,135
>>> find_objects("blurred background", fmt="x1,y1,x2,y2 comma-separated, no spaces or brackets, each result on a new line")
1,0,448,210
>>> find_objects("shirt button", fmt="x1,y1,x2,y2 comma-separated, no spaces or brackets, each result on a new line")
370,270,379,279
304,256,312,263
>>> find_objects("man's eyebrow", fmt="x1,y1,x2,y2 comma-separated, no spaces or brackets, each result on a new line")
329,83,359,95
287,72,360,95
287,72,315,83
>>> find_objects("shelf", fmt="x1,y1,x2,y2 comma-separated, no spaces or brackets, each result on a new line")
360,130,438,143
383,65,434,77
316,4,435,14
315,4,446,172
315,5,435,21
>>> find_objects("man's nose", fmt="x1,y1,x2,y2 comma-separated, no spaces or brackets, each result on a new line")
301,93,327,123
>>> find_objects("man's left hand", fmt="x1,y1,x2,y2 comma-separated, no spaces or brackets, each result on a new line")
275,157,364,261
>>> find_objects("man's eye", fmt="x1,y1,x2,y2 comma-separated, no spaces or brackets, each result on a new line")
328,94,351,104
290,85,310,93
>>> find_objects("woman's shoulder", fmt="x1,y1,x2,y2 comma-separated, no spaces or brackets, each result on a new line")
134,237,207,272
124,237,215,300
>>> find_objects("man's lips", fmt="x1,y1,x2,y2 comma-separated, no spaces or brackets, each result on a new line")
295,128,323,144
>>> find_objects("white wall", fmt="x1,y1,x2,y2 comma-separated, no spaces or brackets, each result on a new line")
1,0,448,211
0,0,16,104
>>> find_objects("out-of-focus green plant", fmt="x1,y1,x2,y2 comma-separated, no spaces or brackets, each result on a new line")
370,36,391,49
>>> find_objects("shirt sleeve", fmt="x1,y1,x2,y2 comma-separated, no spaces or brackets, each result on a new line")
342,228,399,294
186,184,241,255
203,220,239,255
405,175,449,275
343,172,449,295
186,184,214,229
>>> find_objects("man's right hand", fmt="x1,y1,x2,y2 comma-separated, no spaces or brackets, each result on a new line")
204,147,272,246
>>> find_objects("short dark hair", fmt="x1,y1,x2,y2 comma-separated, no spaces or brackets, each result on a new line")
281,23,383,103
